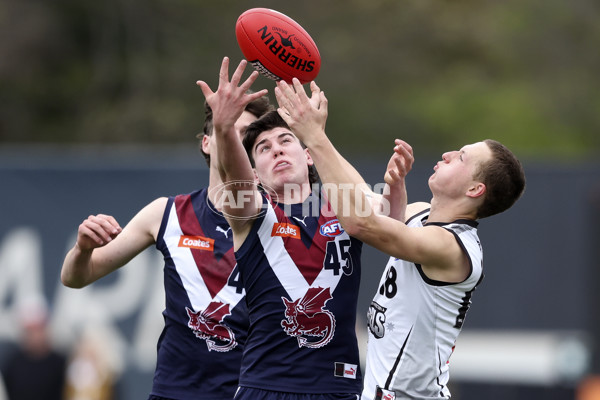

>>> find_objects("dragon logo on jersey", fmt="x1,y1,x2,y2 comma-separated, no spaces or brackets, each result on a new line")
186,302,237,352
281,287,336,348
367,301,387,339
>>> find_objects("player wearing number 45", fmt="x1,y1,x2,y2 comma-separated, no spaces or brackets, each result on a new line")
197,57,403,400
60,90,272,399
275,78,526,400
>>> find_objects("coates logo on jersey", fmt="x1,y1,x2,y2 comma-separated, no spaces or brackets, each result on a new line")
281,287,336,349
178,235,214,251
319,219,344,237
271,223,301,239
186,302,237,352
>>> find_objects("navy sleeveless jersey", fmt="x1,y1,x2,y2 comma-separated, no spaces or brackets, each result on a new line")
235,192,363,394
153,188,247,399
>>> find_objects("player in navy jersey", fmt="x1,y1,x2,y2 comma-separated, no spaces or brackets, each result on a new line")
196,57,409,400
274,78,526,399
60,82,272,399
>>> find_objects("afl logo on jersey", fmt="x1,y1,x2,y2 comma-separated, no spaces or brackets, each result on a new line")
320,219,344,237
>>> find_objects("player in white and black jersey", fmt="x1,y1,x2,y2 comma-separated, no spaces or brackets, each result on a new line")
363,208,484,399
274,78,526,400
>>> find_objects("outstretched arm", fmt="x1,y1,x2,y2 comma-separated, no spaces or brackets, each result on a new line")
61,198,165,288
274,79,378,223
275,79,457,272
196,57,267,243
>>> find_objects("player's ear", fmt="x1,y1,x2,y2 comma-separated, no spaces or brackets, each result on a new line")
201,134,211,155
253,168,260,185
305,148,314,166
466,182,486,199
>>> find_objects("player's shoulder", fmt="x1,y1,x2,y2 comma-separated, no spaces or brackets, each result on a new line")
405,202,430,223
137,197,170,223
146,196,169,212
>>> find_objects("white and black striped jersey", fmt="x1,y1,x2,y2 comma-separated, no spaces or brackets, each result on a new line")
361,209,483,400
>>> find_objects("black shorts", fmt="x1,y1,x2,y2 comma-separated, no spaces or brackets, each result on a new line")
234,387,359,400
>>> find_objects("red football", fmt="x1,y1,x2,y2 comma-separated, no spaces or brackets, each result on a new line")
235,8,321,84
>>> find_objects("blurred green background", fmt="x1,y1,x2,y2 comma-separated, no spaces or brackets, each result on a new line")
2,0,599,160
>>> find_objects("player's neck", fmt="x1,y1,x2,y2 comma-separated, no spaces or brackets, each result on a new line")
277,181,312,205
206,167,226,208
428,197,477,223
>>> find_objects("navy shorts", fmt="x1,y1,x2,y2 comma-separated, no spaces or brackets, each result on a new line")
148,396,175,400
234,387,359,400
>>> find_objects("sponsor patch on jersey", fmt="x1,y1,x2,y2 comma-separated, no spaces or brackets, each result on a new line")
178,235,214,251
375,386,396,400
319,219,344,237
334,362,357,379
367,301,387,339
271,223,301,239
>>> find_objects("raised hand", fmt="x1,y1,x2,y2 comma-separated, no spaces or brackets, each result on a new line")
196,57,268,133
76,214,122,251
274,78,327,146
385,139,414,186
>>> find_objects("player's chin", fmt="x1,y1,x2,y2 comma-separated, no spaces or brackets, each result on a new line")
270,175,290,192
274,173,302,191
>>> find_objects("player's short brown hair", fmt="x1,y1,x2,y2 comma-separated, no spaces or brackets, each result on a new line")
474,139,526,219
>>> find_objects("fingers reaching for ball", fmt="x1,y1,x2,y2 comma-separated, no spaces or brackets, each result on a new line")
274,79,328,146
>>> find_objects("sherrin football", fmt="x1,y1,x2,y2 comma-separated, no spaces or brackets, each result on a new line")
235,8,321,84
